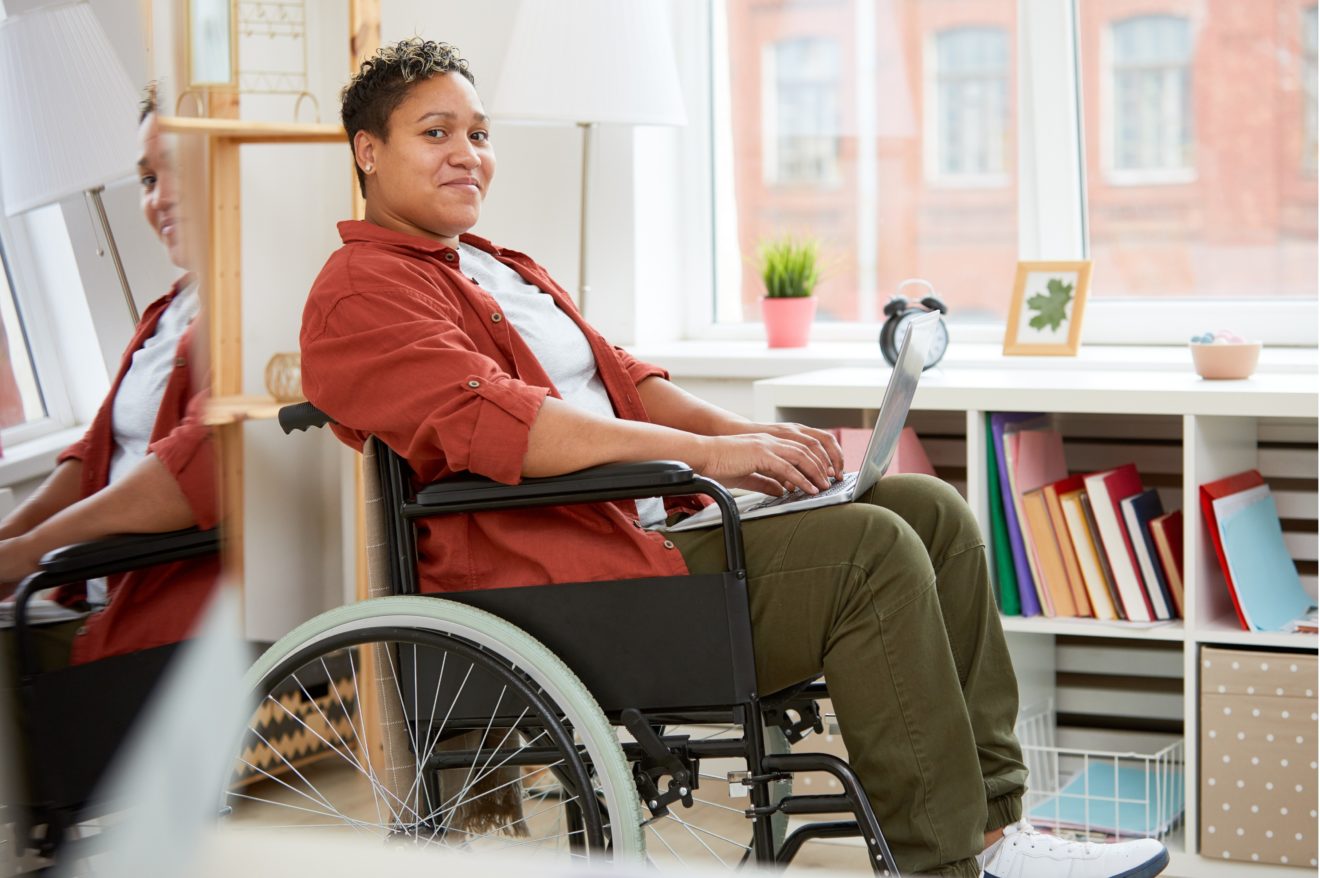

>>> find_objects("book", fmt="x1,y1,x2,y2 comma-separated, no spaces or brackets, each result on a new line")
1148,510,1184,618
1119,489,1174,620
985,414,1020,615
1199,469,1265,630
1083,464,1154,622
1021,489,1079,616
990,413,1044,616
1059,489,1120,621
890,426,936,476
1043,474,1092,617
1003,429,1052,615
1211,482,1314,632
1081,494,1126,619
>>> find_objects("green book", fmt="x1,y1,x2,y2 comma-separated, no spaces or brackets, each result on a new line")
986,413,1020,614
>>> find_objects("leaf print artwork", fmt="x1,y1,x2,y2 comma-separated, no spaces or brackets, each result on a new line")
1026,278,1073,333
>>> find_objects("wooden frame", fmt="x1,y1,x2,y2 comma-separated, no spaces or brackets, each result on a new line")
1003,260,1092,356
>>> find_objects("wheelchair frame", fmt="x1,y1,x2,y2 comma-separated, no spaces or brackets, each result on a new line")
8,527,220,859
277,401,901,873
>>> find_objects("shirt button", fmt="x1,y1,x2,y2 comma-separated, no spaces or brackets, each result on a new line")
491,312,503,323
467,380,481,388
174,357,186,368
443,251,456,262
75,625,88,637
663,540,675,550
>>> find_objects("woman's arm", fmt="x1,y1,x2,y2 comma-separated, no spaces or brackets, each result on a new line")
0,454,195,584
636,376,845,478
0,459,85,542
524,396,832,497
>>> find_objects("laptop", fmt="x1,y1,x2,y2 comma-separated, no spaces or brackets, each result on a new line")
664,310,940,532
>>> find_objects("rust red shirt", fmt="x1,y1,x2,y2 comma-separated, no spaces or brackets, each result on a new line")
301,221,697,592
57,279,219,665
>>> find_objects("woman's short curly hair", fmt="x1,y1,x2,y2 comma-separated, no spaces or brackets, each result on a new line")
341,38,476,195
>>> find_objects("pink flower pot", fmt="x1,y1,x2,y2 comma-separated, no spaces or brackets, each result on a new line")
761,296,817,348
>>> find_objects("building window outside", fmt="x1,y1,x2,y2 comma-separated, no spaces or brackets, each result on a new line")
931,27,1010,181
1109,15,1193,177
0,241,46,432
763,37,842,186
1304,5,1317,176
1081,1,1316,302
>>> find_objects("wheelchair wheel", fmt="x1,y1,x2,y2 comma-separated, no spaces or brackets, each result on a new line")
640,721,790,869
225,596,644,862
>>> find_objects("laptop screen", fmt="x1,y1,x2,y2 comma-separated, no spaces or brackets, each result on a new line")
853,310,939,496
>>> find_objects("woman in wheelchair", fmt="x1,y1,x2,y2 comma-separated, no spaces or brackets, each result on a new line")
0,85,219,834
291,39,1168,878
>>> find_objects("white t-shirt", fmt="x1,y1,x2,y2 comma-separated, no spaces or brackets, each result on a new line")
457,244,667,527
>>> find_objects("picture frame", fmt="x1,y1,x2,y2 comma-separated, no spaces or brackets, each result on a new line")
1003,260,1092,356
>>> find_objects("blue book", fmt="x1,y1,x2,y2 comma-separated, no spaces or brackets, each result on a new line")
991,412,1044,616
1029,761,1185,838
1217,488,1315,632
1119,489,1175,620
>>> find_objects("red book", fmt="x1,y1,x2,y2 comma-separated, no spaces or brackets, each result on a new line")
1149,510,1184,618
1082,464,1154,622
1199,470,1266,631
1043,474,1092,617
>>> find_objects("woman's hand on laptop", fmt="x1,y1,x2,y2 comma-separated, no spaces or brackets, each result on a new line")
722,422,844,483
695,433,833,497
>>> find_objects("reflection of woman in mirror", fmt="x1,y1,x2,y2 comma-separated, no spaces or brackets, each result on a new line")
0,85,218,669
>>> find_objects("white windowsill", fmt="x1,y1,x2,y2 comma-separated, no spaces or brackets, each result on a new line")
627,339,1318,381
0,426,83,489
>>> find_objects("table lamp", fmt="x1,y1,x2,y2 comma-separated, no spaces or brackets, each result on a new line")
0,0,144,324
491,0,687,314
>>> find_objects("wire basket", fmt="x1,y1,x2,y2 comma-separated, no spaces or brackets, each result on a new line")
1016,700,1185,843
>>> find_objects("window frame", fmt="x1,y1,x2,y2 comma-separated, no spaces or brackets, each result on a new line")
761,36,845,188
680,0,1317,347
0,211,76,449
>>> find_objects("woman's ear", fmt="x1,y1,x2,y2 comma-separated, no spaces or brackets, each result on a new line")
353,130,377,174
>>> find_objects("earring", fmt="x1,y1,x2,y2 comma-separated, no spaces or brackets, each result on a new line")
363,163,374,173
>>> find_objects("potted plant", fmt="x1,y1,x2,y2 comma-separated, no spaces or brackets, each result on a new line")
757,235,820,348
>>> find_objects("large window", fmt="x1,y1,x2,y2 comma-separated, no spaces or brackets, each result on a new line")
930,27,1011,182
716,0,1019,325
763,37,842,186
0,241,46,433
1107,15,1193,179
704,0,1317,332
1080,1,1317,301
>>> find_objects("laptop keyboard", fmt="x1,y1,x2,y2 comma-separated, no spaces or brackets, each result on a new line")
755,472,857,510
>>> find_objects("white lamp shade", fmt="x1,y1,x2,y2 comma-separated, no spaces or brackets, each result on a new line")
0,1,141,215
491,0,687,127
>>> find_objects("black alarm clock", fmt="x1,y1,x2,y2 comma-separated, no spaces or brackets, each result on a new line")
879,279,949,370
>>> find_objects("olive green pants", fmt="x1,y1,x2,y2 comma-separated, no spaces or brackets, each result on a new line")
670,474,1026,877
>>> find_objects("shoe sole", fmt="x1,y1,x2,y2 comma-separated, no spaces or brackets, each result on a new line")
985,847,1171,878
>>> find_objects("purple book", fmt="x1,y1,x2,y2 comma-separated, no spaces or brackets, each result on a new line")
991,412,1044,617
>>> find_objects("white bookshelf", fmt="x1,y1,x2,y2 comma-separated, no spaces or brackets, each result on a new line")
753,365,1318,878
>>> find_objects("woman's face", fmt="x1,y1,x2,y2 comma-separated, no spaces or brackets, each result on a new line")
138,113,187,269
356,72,496,245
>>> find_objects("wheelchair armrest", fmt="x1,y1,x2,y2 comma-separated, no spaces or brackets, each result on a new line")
22,527,220,592
414,460,696,510
278,401,332,434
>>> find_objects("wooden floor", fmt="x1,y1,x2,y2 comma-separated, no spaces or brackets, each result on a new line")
228,745,873,873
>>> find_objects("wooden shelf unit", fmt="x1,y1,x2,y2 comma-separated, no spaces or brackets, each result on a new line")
754,365,1318,878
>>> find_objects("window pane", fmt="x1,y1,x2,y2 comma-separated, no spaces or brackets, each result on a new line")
716,0,1019,325
1080,1,1318,299
0,243,46,429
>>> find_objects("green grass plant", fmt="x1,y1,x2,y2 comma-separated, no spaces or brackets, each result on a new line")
757,235,821,298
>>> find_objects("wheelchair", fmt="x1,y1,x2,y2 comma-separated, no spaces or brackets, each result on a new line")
224,401,902,873
5,527,219,863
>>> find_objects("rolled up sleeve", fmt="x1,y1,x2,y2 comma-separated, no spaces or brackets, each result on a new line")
303,289,549,485
148,390,218,529
57,429,94,465
612,346,668,386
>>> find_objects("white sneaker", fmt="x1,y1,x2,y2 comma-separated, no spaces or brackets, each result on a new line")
979,820,1169,878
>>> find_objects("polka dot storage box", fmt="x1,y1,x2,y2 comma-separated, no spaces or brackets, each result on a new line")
1200,646,1318,868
